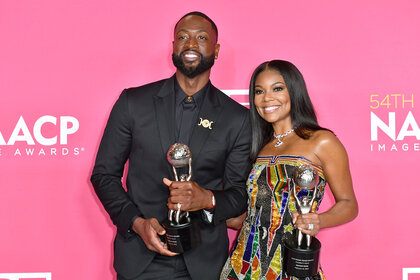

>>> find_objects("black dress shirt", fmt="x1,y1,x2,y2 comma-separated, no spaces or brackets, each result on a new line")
174,79,209,144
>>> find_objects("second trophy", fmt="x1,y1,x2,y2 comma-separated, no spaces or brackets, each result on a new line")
283,165,322,278
162,143,202,253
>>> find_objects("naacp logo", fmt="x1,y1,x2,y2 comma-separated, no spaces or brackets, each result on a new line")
370,94,419,152
0,115,84,157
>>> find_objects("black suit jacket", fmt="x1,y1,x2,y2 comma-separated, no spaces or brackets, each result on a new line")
91,75,252,280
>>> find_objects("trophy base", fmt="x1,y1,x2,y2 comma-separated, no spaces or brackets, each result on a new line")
162,218,201,253
283,235,321,278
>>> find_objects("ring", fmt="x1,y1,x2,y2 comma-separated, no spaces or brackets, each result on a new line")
308,223,314,231
177,203,181,211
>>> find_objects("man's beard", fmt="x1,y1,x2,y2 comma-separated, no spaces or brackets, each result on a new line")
172,51,215,78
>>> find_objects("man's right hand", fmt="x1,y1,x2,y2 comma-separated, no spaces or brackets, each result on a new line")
132,217,178,256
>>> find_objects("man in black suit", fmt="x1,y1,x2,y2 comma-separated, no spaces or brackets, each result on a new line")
91,11,251,280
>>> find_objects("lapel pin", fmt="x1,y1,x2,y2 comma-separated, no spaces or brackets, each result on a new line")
198,118,214,130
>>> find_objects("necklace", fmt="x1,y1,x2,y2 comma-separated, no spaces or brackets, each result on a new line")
273,128,294,147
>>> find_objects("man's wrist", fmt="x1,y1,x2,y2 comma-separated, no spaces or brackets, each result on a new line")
129,215,141,233
205,190,216,210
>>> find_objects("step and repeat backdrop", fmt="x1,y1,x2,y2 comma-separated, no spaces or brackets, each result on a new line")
1,1,419,279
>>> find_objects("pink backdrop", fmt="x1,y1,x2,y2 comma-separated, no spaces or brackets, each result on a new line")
1,1,420,279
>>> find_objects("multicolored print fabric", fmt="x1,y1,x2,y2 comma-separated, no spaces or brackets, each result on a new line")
220,156,326,280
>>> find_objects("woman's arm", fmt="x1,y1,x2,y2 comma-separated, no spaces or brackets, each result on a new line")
226,212,247,230
294,131,358,236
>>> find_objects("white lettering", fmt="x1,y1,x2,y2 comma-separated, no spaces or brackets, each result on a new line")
371,143,420,152
0,272,52,280
5,146,82,157
60,116,79,144
8,116,35,145
33,116,57,145
371,112,395,141
403,268,420,280
0,116,80,146
0,131,5,145
397,111,420,140
14,148,21,156
371,111,420,141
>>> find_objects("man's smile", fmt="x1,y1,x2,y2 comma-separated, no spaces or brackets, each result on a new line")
182,50,201,62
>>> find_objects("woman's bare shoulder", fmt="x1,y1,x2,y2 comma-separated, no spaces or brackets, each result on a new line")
310,130,348,164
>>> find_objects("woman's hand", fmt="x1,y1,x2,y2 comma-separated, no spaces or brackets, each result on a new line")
292,212,321,236
226,212,247,230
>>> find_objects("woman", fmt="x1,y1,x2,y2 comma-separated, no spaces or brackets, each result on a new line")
220,60,358,280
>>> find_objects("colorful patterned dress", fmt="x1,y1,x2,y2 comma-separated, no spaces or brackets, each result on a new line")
220,155,327,280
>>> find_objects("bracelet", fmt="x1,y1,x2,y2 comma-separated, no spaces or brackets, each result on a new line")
206,191,216,210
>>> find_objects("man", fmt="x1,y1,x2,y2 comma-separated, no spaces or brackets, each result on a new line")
91,11,251,280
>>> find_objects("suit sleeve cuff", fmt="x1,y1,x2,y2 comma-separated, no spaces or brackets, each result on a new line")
117,204,141,239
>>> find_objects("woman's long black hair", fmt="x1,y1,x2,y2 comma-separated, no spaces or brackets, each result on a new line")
249,60,329,162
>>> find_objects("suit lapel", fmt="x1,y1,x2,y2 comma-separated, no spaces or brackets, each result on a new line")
153,76,176,156
189,83,223,160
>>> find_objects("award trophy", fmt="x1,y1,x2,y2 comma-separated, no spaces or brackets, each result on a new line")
283,165,322,278
162,143,202,253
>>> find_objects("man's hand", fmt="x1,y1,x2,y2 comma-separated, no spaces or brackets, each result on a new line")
163,178,213,211
132,217,178,256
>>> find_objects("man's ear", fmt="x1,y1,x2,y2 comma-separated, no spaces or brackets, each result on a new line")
214,43,220,59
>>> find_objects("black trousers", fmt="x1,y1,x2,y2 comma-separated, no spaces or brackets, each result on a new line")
117,254,192,280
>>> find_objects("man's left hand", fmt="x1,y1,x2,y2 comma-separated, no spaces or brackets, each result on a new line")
163,178,213,211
